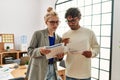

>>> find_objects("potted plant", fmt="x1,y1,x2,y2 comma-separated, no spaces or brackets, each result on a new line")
6,46,10,51
25,60,29,68
25,60,29,65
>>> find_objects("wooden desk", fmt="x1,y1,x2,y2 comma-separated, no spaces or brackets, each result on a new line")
0,64,27,80
10,65,65,80
57,66,65,80
11,65,65,80
0,50,27,64
11,66,27,78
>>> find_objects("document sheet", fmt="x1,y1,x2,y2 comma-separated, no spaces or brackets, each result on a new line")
45,43,65,59
66,40,88,53
0,64,15,80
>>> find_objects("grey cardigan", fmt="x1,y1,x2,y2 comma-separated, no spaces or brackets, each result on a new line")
26,28,62,80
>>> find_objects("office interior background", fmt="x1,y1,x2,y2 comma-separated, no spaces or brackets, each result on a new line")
0,0,119,80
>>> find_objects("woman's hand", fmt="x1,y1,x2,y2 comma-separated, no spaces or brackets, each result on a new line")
40,48,51,55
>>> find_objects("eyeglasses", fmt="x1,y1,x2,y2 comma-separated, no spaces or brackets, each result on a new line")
66,17,78,23
48,21,60,25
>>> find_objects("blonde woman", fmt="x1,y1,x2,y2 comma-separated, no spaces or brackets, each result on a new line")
26,7,64,80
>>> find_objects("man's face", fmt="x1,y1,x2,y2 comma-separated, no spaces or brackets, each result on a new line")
66,16,80,30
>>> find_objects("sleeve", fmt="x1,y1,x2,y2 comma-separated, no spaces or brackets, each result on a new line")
27,31,43,58
90,31,100,58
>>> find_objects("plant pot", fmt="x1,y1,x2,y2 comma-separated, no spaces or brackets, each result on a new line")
6,49,10,51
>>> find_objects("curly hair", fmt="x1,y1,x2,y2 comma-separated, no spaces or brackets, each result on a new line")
65,7,81,18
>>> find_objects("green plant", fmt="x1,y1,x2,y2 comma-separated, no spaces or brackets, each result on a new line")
6,46,10,49
6,46,10,51
25,60,29,65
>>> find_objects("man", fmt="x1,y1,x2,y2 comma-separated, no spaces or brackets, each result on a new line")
62,7,100,80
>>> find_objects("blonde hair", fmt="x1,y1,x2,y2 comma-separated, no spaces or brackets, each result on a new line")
44,7,58,22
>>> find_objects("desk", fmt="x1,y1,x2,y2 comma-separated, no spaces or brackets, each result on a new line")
11,66,65,80
0,64,27,80
0,50,27,64
57,65,65,80
11,66,27,78
0,63,65,80
11,67,65,80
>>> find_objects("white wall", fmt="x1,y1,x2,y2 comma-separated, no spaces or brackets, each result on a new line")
0,0,56,50
111,0,120,80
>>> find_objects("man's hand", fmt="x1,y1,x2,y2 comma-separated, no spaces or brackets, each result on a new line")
82,51,92,58
55,53,64,59
62,38,70,46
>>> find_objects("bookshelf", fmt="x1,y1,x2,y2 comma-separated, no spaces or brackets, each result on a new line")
0,34,14,51
0,34,28,65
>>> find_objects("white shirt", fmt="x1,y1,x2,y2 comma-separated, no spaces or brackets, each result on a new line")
63,27,100,79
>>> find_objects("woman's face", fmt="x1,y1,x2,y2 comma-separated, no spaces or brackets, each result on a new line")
46,16,60,32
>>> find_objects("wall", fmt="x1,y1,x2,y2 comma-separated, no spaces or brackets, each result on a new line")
111,0,120,80
0,0,56,50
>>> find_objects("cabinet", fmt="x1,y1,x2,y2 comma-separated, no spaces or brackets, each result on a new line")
0,34,27,65
0,42,4,52
0,50,27,65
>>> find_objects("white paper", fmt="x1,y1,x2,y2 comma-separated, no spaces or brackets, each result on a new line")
0,72,14,80
66,40,88,53
0,64,15,80
45,43,65,59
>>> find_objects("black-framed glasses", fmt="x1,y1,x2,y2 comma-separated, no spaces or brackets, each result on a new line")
66,17,78,23
48,21,60,24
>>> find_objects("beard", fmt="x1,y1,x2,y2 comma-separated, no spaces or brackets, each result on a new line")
70,25,80,30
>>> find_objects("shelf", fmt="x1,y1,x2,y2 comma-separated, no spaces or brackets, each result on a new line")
0,34,14,51
0,50,27,65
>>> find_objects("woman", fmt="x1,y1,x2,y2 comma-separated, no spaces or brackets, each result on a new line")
26,7,64,80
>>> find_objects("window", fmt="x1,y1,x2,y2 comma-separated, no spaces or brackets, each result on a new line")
55,0,113,80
